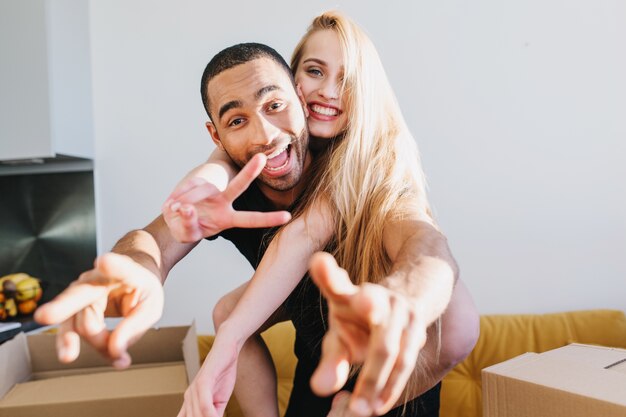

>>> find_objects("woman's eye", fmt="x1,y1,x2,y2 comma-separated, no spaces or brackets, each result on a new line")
307,68,323,77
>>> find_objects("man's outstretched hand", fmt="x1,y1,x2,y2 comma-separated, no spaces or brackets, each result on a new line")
34,252,165,369
163,153,291,243
309,252,428,417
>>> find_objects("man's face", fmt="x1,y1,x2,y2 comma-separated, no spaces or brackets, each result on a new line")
206,58,310,196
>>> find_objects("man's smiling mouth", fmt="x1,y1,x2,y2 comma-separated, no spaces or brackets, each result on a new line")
264,144,291,172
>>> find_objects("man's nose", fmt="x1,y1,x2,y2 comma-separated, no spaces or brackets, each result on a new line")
250,115,280,147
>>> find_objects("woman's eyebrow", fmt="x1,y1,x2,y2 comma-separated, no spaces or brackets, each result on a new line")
302,58,327,66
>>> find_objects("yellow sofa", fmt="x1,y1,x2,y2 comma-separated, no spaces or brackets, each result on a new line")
197,309,626,417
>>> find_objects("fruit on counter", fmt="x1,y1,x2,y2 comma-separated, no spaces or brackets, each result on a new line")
0,292,6,320
18,299,38,315
0,273,43,319
2,279,17,299
4,298,17,318
15,277,43,302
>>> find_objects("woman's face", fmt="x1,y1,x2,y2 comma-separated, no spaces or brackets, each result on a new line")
295,29,349,140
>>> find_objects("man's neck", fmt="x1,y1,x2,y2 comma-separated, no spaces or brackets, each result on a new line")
258,151,312,210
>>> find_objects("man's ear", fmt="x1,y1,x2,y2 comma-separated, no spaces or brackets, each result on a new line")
296,84,309,118
206,121,224,150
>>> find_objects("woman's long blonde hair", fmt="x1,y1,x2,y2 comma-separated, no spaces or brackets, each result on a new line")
291,11,434,286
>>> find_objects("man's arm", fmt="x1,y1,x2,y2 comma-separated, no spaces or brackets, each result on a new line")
35,154,288,367
112,216,198,284
309,218,458,416
381,219,458,322
35,216,196,367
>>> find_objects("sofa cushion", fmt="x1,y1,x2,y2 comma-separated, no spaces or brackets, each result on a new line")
440,309,626,417
198,310,626,417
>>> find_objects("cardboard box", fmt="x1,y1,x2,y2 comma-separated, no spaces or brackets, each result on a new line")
0,325,199,417
483,343,626,417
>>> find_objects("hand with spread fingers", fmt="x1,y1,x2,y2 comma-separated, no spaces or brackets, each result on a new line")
309,252,428,417
34,252,165,369
163,153,291,243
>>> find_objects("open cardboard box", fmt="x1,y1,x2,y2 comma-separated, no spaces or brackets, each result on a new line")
0,325,199,417
483,343,626,417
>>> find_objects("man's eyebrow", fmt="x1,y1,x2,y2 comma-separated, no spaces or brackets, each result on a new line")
256,85,281,100
218,100,242,121
218,85,281,121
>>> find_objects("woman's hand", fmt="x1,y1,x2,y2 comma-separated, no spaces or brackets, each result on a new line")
177,332,240,417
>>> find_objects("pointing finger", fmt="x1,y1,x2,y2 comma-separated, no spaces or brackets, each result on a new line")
310,252,357,303
34,275,111,325
311,329,351,396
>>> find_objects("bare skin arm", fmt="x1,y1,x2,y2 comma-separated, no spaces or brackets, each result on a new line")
34,218,196,367
35,154,289,368
310,217,459,416
178,201,333,417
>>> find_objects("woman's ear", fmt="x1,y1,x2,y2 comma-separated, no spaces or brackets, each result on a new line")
206,121,224,150
296,84,309,118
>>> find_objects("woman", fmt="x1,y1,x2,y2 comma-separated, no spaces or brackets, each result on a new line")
169,11,478,417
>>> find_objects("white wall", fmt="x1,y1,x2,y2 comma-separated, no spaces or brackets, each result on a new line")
89,0,626,333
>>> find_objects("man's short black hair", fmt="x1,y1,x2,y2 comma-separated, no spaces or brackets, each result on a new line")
200,43,295,120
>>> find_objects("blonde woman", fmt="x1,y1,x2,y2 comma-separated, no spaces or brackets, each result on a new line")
168,12,478,417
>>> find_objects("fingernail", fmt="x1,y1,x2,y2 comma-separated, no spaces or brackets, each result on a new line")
181,206,191,216
170,202,181,212
350,398,372,416
113,353,131,369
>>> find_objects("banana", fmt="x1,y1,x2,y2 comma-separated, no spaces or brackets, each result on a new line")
5,298,17,317
16,277,42,301
0,273,31,286
0,273,43,318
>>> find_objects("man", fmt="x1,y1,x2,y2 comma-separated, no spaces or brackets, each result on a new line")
36,43,460,417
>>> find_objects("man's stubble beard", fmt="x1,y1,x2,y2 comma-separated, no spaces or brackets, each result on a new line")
256,125,309,192
220,124,310,193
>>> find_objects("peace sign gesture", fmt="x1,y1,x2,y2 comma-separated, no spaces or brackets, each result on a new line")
163,153,291,242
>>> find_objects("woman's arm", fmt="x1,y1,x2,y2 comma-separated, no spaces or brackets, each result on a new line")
220,199,333,349
178,201,333,417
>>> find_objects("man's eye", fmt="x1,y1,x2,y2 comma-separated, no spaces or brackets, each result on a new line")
268,102,283,111
229,118,244,127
